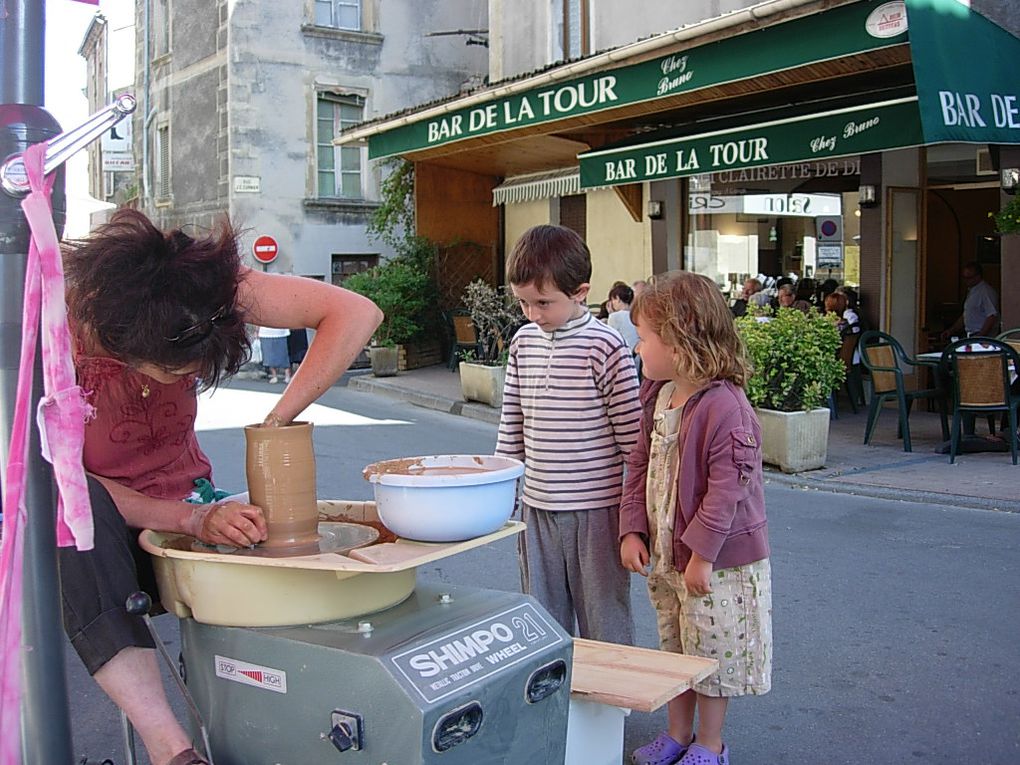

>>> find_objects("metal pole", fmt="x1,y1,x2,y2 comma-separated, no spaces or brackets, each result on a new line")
0,1,75,763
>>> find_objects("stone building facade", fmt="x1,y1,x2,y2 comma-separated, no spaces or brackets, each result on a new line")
131,0,487,280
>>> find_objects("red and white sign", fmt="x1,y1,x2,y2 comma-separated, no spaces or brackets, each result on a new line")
252,235,279,264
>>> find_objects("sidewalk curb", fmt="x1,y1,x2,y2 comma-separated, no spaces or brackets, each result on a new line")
763,470,1020,513
346,374,1017,512
348,375,501,425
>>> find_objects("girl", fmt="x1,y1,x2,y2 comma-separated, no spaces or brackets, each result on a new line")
620,271,772,765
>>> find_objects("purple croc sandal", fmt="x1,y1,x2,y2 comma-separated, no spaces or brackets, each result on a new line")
632,731,688,765
678,742,729,765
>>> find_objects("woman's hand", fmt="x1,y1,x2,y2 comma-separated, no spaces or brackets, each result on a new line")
184,501,268,547
620,532,650,576
683,552,714,596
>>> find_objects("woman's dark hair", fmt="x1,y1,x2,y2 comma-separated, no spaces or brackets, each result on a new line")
64,209,250,390
608,284,634,305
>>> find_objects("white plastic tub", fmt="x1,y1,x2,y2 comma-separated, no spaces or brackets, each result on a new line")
363,454,524,542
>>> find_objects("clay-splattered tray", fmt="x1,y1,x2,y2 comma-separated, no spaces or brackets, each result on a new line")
140,499,523,574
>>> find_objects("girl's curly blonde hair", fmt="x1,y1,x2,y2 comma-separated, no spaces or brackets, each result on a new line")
631,270,750,387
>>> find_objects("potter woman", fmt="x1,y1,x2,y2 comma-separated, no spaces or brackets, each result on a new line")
59,209,382,765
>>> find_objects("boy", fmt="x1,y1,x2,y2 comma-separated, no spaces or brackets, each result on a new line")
495,225,641,643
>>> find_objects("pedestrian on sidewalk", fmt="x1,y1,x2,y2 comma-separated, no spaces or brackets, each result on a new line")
258,324,291,383
495,224,641,645
622,271,772,765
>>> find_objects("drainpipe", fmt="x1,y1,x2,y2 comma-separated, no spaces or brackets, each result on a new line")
142,0,151,209
0,2,74,763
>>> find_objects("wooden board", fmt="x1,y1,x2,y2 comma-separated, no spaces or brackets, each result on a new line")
570,638,718,713
140,500,524,574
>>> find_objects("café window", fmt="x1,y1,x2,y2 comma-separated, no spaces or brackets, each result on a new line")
684,159,862,304
331,253,378,286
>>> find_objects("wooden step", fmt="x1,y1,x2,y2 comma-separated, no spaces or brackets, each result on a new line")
570,638,718,712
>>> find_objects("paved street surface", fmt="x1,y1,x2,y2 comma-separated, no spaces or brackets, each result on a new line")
65,379,1020,764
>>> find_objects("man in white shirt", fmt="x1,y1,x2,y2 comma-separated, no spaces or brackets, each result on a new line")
943,261,999,340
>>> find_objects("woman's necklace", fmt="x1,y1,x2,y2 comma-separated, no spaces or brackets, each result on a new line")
141,383,151,399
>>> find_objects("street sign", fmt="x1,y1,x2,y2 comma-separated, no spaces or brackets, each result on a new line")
815,215,843,242
252,235,279,264
817,244,843,268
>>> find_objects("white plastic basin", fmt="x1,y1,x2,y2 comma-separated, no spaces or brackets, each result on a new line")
363,454,524,542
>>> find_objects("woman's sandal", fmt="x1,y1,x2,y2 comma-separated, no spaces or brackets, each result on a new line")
167,749,209,765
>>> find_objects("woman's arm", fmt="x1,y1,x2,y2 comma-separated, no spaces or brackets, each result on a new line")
237,267,383,425
94,475,267,546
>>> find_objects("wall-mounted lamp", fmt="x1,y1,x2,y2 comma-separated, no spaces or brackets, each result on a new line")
1001,167,1019,195
858,185,878,208
647,200,664,219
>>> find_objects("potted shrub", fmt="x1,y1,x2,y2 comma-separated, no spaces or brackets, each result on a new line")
989,194,1020,235
736,307,845,472
457,279,524,407
344,238,437,377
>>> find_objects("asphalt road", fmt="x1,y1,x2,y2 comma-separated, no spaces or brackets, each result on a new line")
63,379,1020,764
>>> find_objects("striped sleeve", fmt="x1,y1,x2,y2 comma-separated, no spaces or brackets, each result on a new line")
495,334,525,461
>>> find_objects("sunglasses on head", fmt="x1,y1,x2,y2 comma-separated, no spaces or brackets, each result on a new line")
165,305,230,347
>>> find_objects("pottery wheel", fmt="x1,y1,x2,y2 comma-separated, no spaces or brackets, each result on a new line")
190,521,379,558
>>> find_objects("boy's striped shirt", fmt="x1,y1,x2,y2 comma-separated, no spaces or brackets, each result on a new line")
495,311,641,511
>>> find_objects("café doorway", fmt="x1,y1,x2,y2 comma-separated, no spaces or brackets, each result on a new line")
923,185,1001,352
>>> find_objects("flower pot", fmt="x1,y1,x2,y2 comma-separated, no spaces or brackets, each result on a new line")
459,361,506,408
755,407,830,473
369,345,399,377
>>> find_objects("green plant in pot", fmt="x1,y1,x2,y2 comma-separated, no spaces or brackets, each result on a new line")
457,279,524,406
736,306,845,472
989,195,1020,235
460,279,524,366
344,238,437,376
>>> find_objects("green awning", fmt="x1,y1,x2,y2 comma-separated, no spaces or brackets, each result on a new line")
361,0,903,160
579,98,924,187
578,0,1020,188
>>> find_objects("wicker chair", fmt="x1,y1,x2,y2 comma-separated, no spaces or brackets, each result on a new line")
444,310,482,371
945,338,1020,465
997,327,1020,358
859,330,949,452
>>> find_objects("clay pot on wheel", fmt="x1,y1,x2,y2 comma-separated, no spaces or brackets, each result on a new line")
244,421,319,552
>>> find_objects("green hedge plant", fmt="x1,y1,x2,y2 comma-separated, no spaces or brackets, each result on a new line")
736,307,845,412
344,237,437,347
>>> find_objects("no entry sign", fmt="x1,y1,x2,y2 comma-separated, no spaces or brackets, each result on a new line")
252,235,279,264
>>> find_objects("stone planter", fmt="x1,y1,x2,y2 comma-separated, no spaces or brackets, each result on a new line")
369,345,400,377
755,407,830,473
459,361,506,408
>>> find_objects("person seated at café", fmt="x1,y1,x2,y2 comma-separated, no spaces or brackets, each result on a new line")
826,291,865,407
730,277,762,317
606,283,640,376
942,260,999,341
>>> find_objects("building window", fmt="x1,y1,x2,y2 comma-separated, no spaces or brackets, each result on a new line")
315,0,361,30
155,124,171,199
152,0,170,58
563,0,589,59
331,254,378,286
317,94,366,199
559,194,587,240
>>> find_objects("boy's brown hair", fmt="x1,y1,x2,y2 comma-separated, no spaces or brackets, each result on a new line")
632,270,750,387
506,224,591,296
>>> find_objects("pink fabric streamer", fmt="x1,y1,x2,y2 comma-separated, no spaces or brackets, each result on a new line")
0,142,95,765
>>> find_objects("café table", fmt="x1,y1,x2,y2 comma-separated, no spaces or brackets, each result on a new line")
916,342,1017,445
